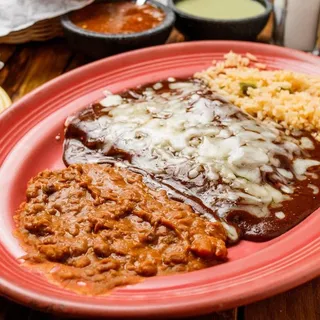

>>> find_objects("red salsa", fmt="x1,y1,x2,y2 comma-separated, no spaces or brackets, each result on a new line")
70,1,165,34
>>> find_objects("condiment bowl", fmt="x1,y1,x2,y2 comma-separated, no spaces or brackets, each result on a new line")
168,0,272,41
61,0,175,59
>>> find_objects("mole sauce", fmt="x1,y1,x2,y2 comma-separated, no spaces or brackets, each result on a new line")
63,79,320,243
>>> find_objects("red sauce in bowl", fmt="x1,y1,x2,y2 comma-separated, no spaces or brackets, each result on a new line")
70,1,165,34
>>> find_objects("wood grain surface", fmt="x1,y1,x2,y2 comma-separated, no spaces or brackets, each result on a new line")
0,28,319,320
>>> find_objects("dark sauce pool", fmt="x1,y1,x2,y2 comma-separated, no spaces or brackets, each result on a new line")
63,79,320,243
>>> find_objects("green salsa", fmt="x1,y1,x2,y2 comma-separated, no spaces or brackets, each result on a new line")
175,0,265,20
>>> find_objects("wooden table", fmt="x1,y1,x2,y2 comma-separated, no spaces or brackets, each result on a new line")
0,30,320,320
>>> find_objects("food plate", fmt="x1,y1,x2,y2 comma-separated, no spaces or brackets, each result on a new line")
1,41,320,318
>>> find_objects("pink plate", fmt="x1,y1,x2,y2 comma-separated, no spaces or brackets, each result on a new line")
1,41,320,318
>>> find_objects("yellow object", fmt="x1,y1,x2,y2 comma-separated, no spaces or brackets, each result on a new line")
0,87,12,112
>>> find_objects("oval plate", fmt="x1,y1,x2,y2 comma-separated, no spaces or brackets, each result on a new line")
1,41,320,318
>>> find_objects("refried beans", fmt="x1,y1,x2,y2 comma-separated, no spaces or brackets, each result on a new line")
15,164,227,295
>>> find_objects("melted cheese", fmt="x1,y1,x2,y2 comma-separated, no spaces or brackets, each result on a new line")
90,80,320,240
